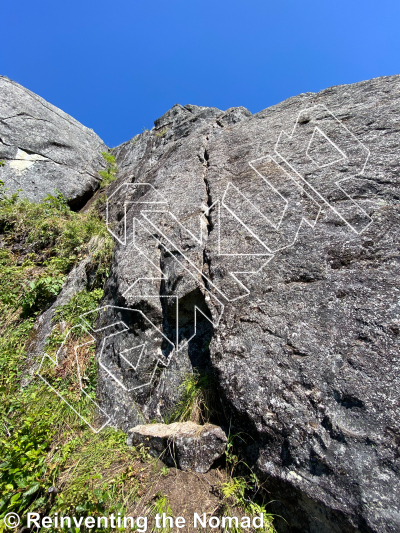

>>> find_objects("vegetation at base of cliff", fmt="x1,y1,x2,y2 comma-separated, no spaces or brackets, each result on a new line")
0,183,169,531
167,371,218,424
0,182,118,531
0,386,153,530
0,182,275,532
98,152,117,188
0,182,113,381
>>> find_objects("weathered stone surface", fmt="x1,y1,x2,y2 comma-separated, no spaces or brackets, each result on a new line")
0,76,106,208
96,75,400,532
127,422,227,473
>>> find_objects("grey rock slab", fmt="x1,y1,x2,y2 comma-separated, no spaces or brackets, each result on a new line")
96,76,400,532
0,76,107,208
127,422,227,473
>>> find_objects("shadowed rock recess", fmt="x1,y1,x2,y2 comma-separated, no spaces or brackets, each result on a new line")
4,75,400,532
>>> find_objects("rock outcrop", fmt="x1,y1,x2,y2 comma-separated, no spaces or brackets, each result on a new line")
0,76,106,208
127,422,227,473
6,76,400,532
95,78,400,533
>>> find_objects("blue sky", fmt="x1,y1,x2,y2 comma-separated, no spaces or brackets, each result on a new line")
1,0,399,147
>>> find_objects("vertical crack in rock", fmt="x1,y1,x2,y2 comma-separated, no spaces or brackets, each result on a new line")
202,143,213,235
157,245,214,373
201,138,214,294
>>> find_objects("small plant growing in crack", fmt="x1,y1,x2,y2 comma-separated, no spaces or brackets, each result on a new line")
99,152,117,188
155,127,168,138
166,370,218,424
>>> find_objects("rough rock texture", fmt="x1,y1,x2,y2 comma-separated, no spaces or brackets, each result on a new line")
96,77,400,533
0,76,106,208
127,422,227,473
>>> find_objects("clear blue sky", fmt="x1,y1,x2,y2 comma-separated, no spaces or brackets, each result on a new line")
1,0,399,147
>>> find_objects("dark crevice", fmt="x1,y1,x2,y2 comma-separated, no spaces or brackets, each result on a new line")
281,439,294,467
157,236,227,427
0,112,51,124
333,390,365,410
200,141,215,294
309,449,334,477
70,184,99,211
158,242,215,370
284,273,320,284
202,147,214,233
321,415,347,443
286,340,310,357
202,249,212,292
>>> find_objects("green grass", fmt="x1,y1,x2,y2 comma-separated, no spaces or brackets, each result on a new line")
98,152,117,188
166,371,217,424
147,493,173,533
0,381,156,532
0,182,113,386
155,127,168,138
219,475,275,533
0,182,128,531
53,288,104,331
0,180,276,533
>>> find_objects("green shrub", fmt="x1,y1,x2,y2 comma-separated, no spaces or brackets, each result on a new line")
0,382,151,531
147,493,173,533
219,475,275,533
53,288,104,330
0,407,54,520
21,275,66,316
98,152,117,188
0,184,157,530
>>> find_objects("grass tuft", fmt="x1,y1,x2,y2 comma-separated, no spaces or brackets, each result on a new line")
167,371,217,424
98,152,117,188
155,127,168,138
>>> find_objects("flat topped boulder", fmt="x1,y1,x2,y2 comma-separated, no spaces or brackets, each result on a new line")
127,422,227,473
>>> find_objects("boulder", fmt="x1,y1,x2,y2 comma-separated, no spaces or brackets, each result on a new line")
96,75,400,533
127,422,227,473
0,76,107,208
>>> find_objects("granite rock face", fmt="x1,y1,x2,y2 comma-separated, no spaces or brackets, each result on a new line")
127,422,227,473
96,77,400,533
0,76,106,208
